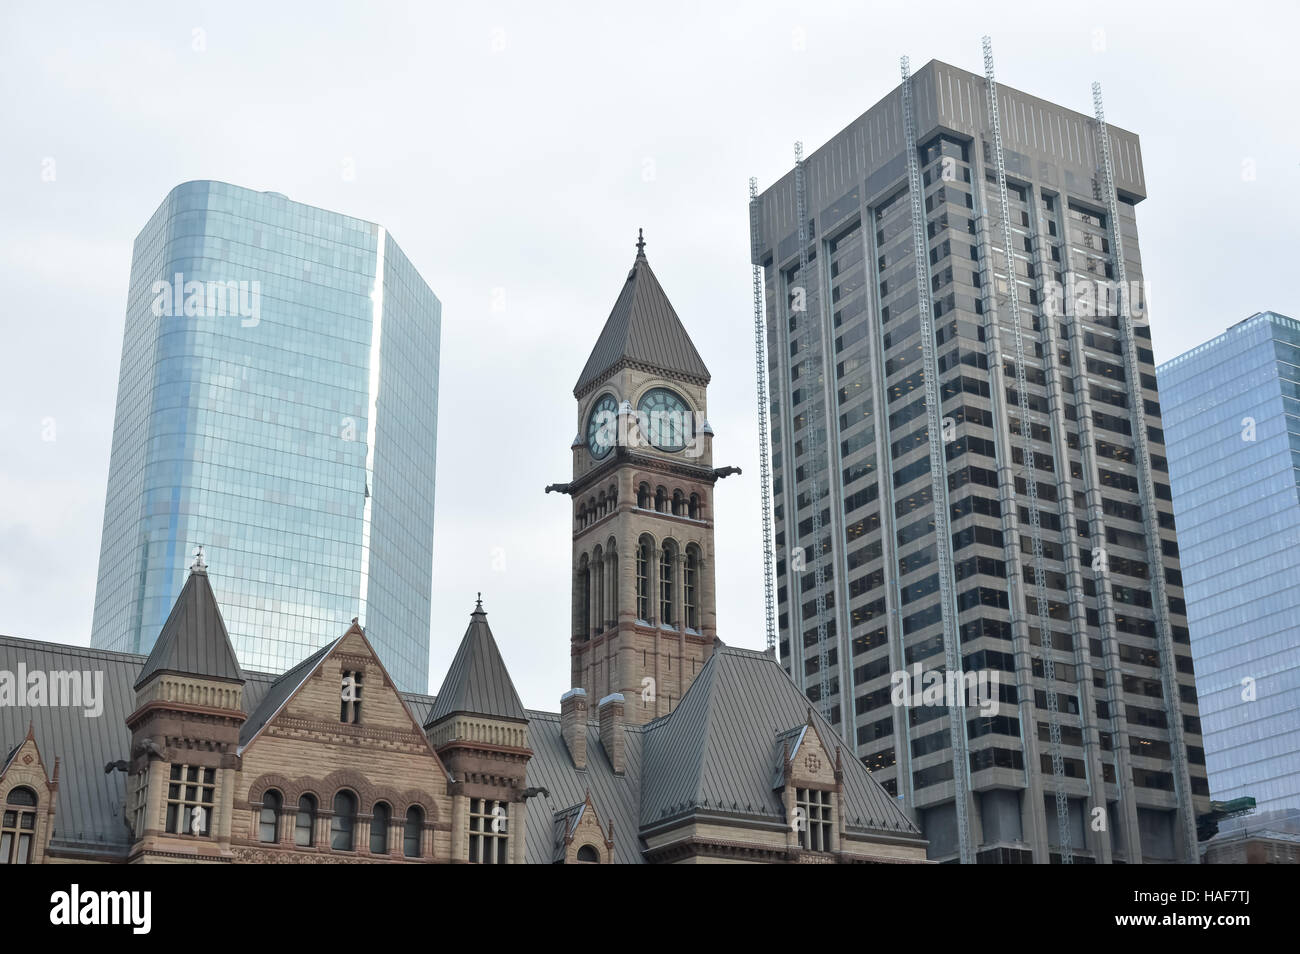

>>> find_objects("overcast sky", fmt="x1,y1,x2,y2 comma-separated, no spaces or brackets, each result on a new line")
1,1,1296,707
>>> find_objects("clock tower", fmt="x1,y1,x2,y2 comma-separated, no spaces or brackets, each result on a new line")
554,231,726,726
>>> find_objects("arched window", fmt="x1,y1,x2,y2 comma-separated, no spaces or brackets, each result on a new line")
331,791,357,850
689,493,700,520
576,844,600,863
636,536,652,621
660,541,677,626
295,794,317,847
592,546,605,635
577,504,586,529
579,559,591,639
2,787,38,864
637,483,650,508
259,790,282,843
607,541,618,620
655,486,667,512
685,546,699,631
371,802,390,854
672,489,684,516
404,806,423,858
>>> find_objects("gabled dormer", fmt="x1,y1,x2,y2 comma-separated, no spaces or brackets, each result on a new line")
0,724,59,865
773,711,843,856
126,548,246,861
552,791,615,864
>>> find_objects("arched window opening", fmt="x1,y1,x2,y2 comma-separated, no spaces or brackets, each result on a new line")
295,795,317,847
592,547,605,635
636,537,651,621
637,483,650,509
259,789,282,843
371,802,391,854
2,787,38,864
689,493,700,520
685,546,699,631
660,541,677,627
576,844,600,863
404,806,424,858
331,791,357,851
655,486,667,512
672,490,684,516
580,563,591,639
607,545,618,621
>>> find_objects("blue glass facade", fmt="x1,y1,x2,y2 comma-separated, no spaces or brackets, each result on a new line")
90,181,440,691
1158,311,1300,813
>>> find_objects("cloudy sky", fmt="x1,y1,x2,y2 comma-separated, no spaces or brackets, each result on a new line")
1,1,1296,707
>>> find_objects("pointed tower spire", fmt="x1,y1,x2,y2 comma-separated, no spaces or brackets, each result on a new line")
573,232,710,396
427,599,526,724
134,566,243,690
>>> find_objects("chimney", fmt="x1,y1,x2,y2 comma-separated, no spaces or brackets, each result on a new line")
598,693,625,775
560,688,587,770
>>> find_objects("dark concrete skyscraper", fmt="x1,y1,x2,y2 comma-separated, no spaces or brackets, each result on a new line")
90,181,441,692
750,56,1208,862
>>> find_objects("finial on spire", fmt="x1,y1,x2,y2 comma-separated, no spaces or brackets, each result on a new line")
635,227,646,258
475,592,483,612
191,545,206,572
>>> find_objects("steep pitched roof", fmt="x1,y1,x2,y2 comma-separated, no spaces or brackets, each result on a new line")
426,601,527,725
238,638,341,750
133,566,242,691
639,646,922,838
574,236,710,395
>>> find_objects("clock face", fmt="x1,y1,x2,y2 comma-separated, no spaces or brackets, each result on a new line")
638,388,692,452
586,393,619,460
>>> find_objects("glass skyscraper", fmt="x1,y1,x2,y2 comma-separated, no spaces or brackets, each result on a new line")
90,180,441,692
1157,311,1300,815
751,59,1208,862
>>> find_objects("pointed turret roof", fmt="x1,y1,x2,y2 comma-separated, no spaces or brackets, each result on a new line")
134,559,243,691
574,230,710,395
427,598,527,725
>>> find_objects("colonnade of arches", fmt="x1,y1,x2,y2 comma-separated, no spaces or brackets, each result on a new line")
575,535,703,640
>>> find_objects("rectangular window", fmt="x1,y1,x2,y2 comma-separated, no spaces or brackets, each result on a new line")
468,798,510,864
340,670,363,724
796,788,833,852
164,764,215,836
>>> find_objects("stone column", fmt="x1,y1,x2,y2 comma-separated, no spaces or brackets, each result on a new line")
701,549,717,638
143,765,165,838
216,766,234,848
618,530,637,625
279,805,294,846
605,550,617,629
357,814,371,854
450,794,467,862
